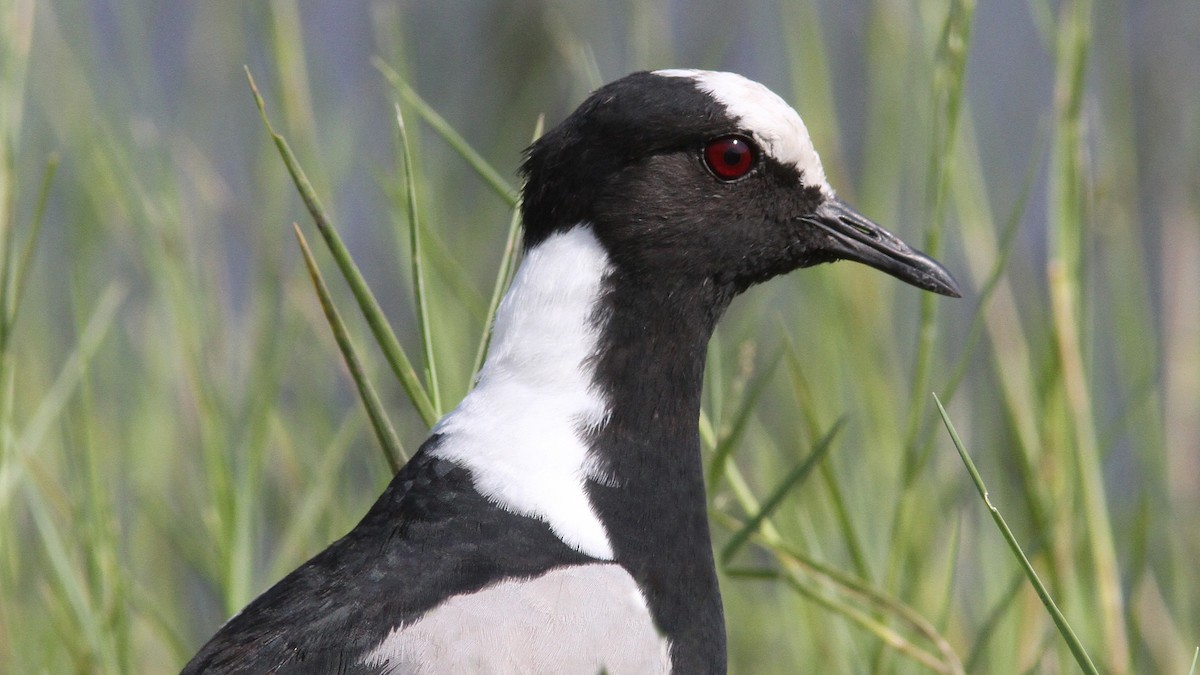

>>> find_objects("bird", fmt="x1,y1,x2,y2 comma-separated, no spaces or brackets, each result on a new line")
182,69,960,674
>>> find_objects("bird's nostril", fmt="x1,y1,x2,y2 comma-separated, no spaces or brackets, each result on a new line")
840,215,879,240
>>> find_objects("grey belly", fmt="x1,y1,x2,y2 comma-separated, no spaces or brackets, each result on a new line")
358,563,672,674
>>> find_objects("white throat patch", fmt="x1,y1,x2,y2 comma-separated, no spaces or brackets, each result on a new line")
656,69,833,198
430,226,615,560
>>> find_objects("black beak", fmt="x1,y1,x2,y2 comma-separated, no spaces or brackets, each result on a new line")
802,198,961,297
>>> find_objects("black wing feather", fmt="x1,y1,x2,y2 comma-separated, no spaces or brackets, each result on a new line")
182,437,593,674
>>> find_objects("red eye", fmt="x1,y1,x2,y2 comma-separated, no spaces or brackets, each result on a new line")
703,135,756,181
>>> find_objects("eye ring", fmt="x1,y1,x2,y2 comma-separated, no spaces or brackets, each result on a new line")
703,135,757,181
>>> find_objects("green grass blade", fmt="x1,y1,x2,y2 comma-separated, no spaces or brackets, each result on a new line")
964,568,1027,671
3,290,125,673
0,151,58,428
902,119,1047,501
884,2,978,642
720,417,843,565
293,224,406,472
375,59,518,207
23,480,117,672
780,573,955,674
129,582,191,667
1046,0,1128,666
714,508,964,674
933,393,1099,675
0,284,124,508
902,0,976,479
246,67,438,428
470,204,522,379
393,104,442,414
266,0,318,143
780,328,871,580
268,412,364,578
939,122,1043,404
5,153,57,334
774,542,964,675
705,346,783,492
714,420,964,672
722,566,782,581
471,115,543,378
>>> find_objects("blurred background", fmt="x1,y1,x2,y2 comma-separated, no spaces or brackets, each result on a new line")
1,0,1197,672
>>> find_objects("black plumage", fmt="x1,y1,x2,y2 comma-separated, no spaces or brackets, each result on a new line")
183,69,958,674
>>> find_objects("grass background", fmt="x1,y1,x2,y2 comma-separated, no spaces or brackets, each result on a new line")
2,0,1198,672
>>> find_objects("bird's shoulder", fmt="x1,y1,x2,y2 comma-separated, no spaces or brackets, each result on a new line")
181,438,594,674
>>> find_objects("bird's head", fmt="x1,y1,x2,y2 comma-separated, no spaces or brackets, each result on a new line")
520,69,960,298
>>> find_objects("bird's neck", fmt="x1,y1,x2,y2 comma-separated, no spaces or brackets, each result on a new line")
586,266,723,538
431,224,728,661
584,266,729,668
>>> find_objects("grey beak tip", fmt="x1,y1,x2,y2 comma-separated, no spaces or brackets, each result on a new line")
937,283,963,299
925,266,962,298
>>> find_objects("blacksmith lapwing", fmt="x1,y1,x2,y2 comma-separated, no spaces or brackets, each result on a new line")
183,69,960,674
